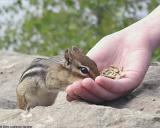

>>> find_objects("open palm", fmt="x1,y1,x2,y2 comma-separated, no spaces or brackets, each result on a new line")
66,29,152,103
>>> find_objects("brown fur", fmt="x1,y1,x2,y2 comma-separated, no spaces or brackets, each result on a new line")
17,47,99,110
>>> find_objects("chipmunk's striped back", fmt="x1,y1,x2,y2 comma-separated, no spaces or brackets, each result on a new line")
19,55,65,83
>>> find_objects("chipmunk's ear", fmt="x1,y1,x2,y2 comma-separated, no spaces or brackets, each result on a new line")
65,46,83,65
71,46,83,54
64,48,72,65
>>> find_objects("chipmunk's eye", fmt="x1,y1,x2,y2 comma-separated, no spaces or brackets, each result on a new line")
80,66,89,74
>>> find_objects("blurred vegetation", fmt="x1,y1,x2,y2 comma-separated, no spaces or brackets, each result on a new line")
0,0,159,60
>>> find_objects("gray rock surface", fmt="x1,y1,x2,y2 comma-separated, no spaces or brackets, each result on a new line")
0,52,160,128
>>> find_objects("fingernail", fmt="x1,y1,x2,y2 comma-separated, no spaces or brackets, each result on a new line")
66,94,74,101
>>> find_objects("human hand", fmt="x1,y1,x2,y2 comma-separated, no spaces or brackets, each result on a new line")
66,5,160,103
66,27,153,103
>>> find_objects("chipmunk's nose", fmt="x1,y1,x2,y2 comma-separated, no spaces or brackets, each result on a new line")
89,71,100,79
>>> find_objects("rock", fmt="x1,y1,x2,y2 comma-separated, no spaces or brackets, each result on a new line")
0,51,160,128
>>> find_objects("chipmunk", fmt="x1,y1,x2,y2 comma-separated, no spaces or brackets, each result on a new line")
16,47,99,110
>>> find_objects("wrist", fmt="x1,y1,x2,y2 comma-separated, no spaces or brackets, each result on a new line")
140,19,160,52
138,6,160,51
124,6,160,53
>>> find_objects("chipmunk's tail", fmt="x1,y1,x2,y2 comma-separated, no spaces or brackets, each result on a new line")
16,83,27,110
16,94,26,110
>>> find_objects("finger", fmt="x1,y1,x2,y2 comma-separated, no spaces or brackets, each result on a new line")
66,83,81,101
95,76,135,94
82,78,119,101
70,81,102,104
66,94,75,102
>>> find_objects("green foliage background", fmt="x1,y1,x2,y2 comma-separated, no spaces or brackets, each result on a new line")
0,0,160,60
